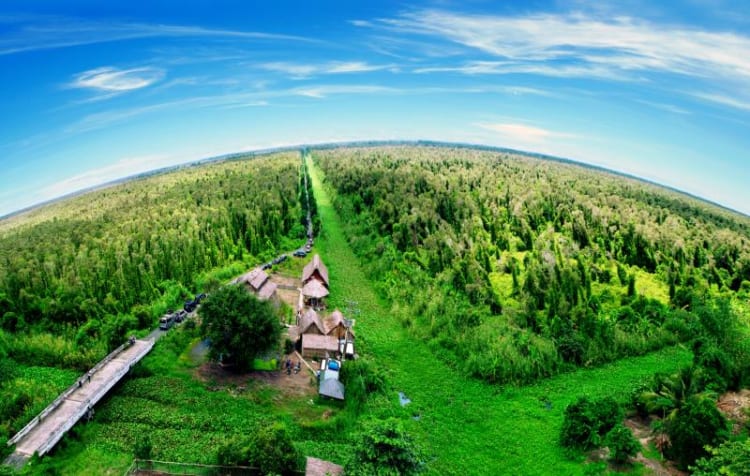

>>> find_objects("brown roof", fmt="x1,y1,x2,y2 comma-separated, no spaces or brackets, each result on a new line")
302,334,339,352
301,279,329,299
302,254,329,287
257,280,277,300
305,457,343,476
324,309,350,336
299,309,325,334
239,268,268,291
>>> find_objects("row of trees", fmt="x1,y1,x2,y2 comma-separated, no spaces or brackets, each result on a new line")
314,146,750,384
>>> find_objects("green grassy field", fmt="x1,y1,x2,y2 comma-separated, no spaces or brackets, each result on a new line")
25,326,349,475
308,156,692,475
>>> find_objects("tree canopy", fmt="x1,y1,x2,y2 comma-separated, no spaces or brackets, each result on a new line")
199,284,281,371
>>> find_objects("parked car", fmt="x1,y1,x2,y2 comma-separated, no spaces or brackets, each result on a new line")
195,293,207,303
261,262,272,270
174,310,187,322
184,299,197,312
159,313,175,330
293,249,307,257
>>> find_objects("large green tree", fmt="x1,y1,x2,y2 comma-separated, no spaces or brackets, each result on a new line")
200,284,281,371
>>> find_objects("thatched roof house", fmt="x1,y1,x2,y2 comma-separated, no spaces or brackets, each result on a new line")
237,267,277,300
301,334,339,359
301,279,329,299
302,254,329,288
325,309,350,339
299,309,325,335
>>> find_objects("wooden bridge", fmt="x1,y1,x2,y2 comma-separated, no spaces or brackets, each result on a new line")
4,338,155,467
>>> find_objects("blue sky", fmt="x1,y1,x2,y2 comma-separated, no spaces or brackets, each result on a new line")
1,0,749,216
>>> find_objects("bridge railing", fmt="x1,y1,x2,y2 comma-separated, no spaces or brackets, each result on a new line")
6,339,153,450
34,339,155,456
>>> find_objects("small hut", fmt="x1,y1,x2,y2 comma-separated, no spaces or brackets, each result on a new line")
301,279,329,309
302,254,329,288
237,268,277,300
301,334,339,359
299,309,325,335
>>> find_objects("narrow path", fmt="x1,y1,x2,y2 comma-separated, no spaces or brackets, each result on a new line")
307,155,691,475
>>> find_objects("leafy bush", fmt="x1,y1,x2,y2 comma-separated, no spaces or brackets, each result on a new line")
339,357,388,414
216,421,301,474
691,439,750,476
560,396,623,450
666,397,730,470
134,435,152,460
346,418,422,476
605,424,640,464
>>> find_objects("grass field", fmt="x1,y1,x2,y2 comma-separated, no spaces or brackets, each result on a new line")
308,156,692,475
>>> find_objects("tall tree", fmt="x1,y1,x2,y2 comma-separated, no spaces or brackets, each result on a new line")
200,284,281,371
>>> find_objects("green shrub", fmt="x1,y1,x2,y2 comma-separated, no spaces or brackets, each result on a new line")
346,418,422,475
134,435,152,460
560,396,623,450
605,424,640,464
691,439,750,476
216,421,302,474
339,358,388,414
666,397,730,470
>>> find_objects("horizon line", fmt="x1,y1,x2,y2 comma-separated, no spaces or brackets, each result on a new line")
1,139,748,223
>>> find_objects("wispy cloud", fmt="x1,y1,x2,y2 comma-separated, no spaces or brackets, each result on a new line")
0,16,316,56
690,92,750,112
476,122,577,143
38,154,175,201
634,99,691,115
70,66,164,92
292,84,396,98
259,61,392,79
372,10,750,86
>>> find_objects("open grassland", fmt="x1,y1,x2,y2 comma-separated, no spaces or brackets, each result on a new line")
308,157,693,475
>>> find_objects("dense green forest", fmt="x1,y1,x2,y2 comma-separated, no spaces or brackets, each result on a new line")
0,152,307,449
1,145,749,474
314,146,750,385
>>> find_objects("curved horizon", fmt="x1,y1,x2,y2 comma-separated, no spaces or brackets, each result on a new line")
3,139,748,222
1,1,749,216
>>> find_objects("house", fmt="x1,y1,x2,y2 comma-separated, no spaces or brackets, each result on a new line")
237,267,277,300
301,279,329,308
299,309,325,335
302,254,329,288
301,334,339,359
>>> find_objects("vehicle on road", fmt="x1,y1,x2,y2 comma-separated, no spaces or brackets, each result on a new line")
293,249,307,257
174,310,187,323
159,313,175,330
184,299,197,312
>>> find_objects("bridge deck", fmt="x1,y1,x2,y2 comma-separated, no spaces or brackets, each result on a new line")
7,339,154,461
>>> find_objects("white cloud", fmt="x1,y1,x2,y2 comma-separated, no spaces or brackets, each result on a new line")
376,10,750,85
0,16,315,56
690,92,750,111
476,122,577,143
292,84,395,98
259,61,391,79
38,154,175,201
70,67,165,92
